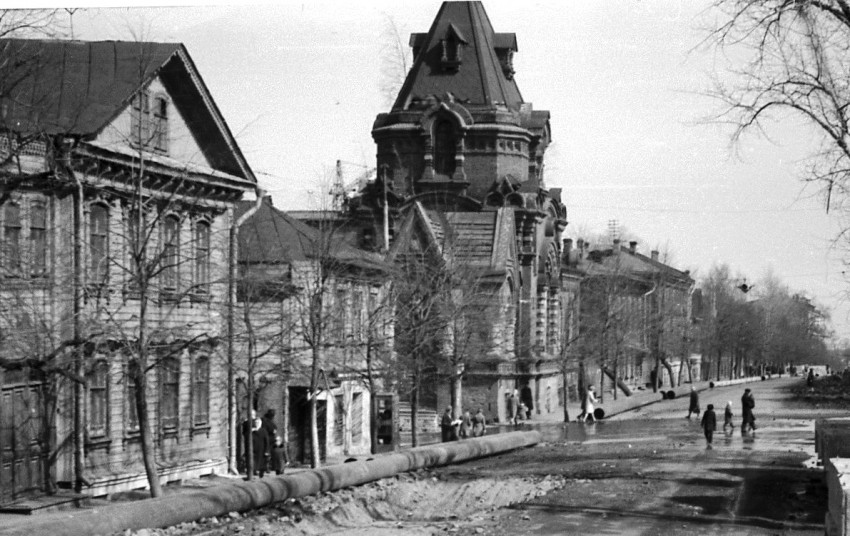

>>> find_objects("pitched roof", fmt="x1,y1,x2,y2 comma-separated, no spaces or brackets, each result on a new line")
395,203,514,276
236,200,384,270
584,244,693,284
0,39,178,135
393,1,524,110
0,39,255,182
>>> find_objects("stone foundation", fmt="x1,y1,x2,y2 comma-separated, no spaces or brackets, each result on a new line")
817,418,850,464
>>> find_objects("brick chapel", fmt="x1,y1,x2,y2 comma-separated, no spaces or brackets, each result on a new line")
346,1,578,422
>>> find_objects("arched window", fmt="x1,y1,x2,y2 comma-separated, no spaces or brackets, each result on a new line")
192,356,210,426
89,204,109,284
88,360,109,438
30,201,47,277
194,220,210,294
2,201,21,273
162,215,180,291
433,119,456,176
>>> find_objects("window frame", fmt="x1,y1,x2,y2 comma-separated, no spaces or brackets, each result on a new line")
193,219,210,295
29,200,47,277
152,94,169,154
162,214,180,292
159,357,180,431
125,359,140,434
131,90,151,149
87,359,109,439
89,203,110,286
2,200,22,275
433,119,457,176
191,355,210,427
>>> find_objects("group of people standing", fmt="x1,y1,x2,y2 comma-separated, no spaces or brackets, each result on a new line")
242,408,288,478
690,386,757,449
441,407,487,441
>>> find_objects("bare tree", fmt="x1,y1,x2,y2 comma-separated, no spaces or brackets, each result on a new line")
708,1,850,214
379,14,410,108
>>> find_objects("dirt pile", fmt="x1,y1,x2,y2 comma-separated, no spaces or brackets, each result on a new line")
118,471,565,536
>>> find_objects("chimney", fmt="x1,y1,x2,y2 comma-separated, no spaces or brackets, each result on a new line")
577,238,584,259
613,238,621,255
651,250,659,261
629,241,637,254
562,238,573,265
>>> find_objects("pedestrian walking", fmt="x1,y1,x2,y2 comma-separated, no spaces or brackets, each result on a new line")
741,388,756,434
701,404,717,449
686,385,700,419
807,368,815,387
459,409,472,439
583,386,598,423
507,390,519,425
723,401,734,431
472,408,487,437
440,406,455,442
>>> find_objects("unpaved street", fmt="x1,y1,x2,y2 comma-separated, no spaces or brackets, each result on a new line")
153,377,837,536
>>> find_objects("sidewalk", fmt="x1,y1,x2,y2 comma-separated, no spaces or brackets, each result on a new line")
531,376,768,424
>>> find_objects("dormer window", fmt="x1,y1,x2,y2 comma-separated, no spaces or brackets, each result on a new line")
440,38,461,66
498,49,515,79
440,24,468,71
494,33,518,80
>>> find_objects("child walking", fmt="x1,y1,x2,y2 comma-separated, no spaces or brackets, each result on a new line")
701,404,717,449
723,401,734,431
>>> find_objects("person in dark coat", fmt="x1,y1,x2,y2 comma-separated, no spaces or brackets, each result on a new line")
458,410,472,439
741,388,756,434
262,409,286,475
472,408,487,437
686,386,700,419
440,406,455,442
701,404,717,448
242,409,269,478
507,390,519,425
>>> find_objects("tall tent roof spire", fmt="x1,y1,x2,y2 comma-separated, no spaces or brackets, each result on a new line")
393,1,523,111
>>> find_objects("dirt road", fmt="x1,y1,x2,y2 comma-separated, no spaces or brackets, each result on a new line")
146,377,838,536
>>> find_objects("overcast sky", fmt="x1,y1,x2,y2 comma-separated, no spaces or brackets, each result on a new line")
24,1,850,341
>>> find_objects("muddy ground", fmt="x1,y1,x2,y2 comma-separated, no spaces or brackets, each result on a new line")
117,378,838,536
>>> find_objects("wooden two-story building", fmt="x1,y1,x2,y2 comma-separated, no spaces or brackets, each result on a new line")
0,39,255,501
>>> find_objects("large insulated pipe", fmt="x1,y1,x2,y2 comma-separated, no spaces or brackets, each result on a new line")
0,431,541,536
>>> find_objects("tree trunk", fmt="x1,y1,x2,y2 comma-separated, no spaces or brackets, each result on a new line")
133,343,162,497
72,178,85,494
561,370,570,423
411,359,420,448
660,357,676,388
612,357,618,400
601,365,632,396
369,394,378,455
309,345,321,469
366,345,378,455
452,368,462,419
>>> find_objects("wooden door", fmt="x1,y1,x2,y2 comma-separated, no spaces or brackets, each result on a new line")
0,380,45,504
